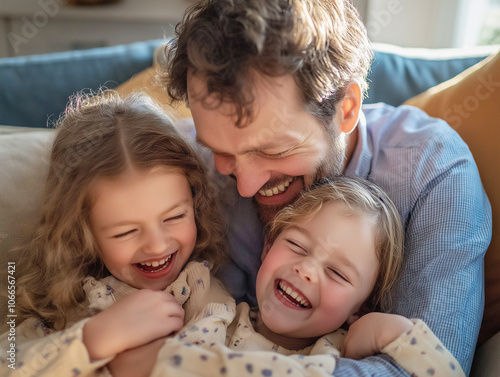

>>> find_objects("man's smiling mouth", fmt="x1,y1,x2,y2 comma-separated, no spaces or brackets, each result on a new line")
258,177,295,197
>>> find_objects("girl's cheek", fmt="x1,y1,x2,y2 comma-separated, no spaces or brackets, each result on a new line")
188,221,198,243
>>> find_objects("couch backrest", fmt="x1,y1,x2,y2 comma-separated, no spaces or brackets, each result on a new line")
0,40,494,129
0,39,163,128
365,43,495,106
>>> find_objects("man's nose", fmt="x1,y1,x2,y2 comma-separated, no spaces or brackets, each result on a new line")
213,154,271,197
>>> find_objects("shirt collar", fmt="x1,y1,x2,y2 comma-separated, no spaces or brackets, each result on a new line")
344,109,372,179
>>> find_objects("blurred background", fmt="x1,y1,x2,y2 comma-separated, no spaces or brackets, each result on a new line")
355,0,500,49
0,0,499,58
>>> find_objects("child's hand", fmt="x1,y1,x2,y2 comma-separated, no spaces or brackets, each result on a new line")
108,338,166,377
83,289,184,360
341,312,413,360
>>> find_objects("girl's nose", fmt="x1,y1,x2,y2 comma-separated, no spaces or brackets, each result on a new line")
293,260,318,284
144,227,169,255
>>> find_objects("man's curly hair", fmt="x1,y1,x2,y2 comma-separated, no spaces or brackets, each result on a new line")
160,0,373,127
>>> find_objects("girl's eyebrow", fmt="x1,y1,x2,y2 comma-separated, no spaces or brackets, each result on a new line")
98,199,192,231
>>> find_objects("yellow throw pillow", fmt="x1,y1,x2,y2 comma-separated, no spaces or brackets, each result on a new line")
405,51,500,345
115,65,191,121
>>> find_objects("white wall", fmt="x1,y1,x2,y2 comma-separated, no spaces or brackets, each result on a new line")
351,0,369,21
362,0,488,48
0,19,9,57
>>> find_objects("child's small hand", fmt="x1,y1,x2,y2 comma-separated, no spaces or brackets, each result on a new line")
108,337,166,377
341,312,413,360
83,289,184,360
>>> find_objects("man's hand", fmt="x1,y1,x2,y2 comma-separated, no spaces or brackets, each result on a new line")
341,312,413,360
83,289,184,360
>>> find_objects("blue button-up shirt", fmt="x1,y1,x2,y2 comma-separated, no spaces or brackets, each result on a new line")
211,103,492,376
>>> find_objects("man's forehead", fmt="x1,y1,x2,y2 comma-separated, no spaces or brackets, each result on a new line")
188,70,317,152
196,129,299,155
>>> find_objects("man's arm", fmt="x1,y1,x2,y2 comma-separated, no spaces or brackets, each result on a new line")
337,105,492,375
386,127,491,374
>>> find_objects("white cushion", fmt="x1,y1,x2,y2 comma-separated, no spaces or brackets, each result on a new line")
0,126,54,322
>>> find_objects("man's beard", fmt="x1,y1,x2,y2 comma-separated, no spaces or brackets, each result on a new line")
254,131,347,225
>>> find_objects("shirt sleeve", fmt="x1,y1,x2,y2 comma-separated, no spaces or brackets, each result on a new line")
382,319,466,377
384,114,491,373
0,317,113,377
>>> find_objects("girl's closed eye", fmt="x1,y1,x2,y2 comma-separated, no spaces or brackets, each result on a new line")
164,213,186,222
286,239,308,255
326,267,350,284
113,229,137,239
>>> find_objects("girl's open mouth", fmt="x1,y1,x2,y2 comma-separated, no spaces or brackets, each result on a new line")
275,279,312,309
136,253,173,272
134,252,176,279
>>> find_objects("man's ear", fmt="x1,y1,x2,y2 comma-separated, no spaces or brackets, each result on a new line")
340,82,362,135
261,237,272,262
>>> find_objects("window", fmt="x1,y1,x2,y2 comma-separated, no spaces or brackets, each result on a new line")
477,0,500,45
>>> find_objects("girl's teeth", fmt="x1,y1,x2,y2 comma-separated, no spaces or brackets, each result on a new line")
140,254,172,267
279,280,311,308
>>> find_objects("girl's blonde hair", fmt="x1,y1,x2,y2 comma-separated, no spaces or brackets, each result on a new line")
15,90,226,328
266,176,404,313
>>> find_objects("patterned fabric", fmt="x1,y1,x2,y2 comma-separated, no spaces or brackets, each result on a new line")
216,103,492,375
382,320,464,377
0,261,233,377
0,258,465,377
150,303,465,377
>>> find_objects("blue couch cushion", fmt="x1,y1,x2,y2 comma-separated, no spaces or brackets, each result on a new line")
365,45,492,106
0,40,494,128
0,39,163,128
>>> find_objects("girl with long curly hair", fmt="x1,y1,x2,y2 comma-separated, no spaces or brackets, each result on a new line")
0,90,230,377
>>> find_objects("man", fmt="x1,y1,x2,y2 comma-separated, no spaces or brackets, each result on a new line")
159,0,491,375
